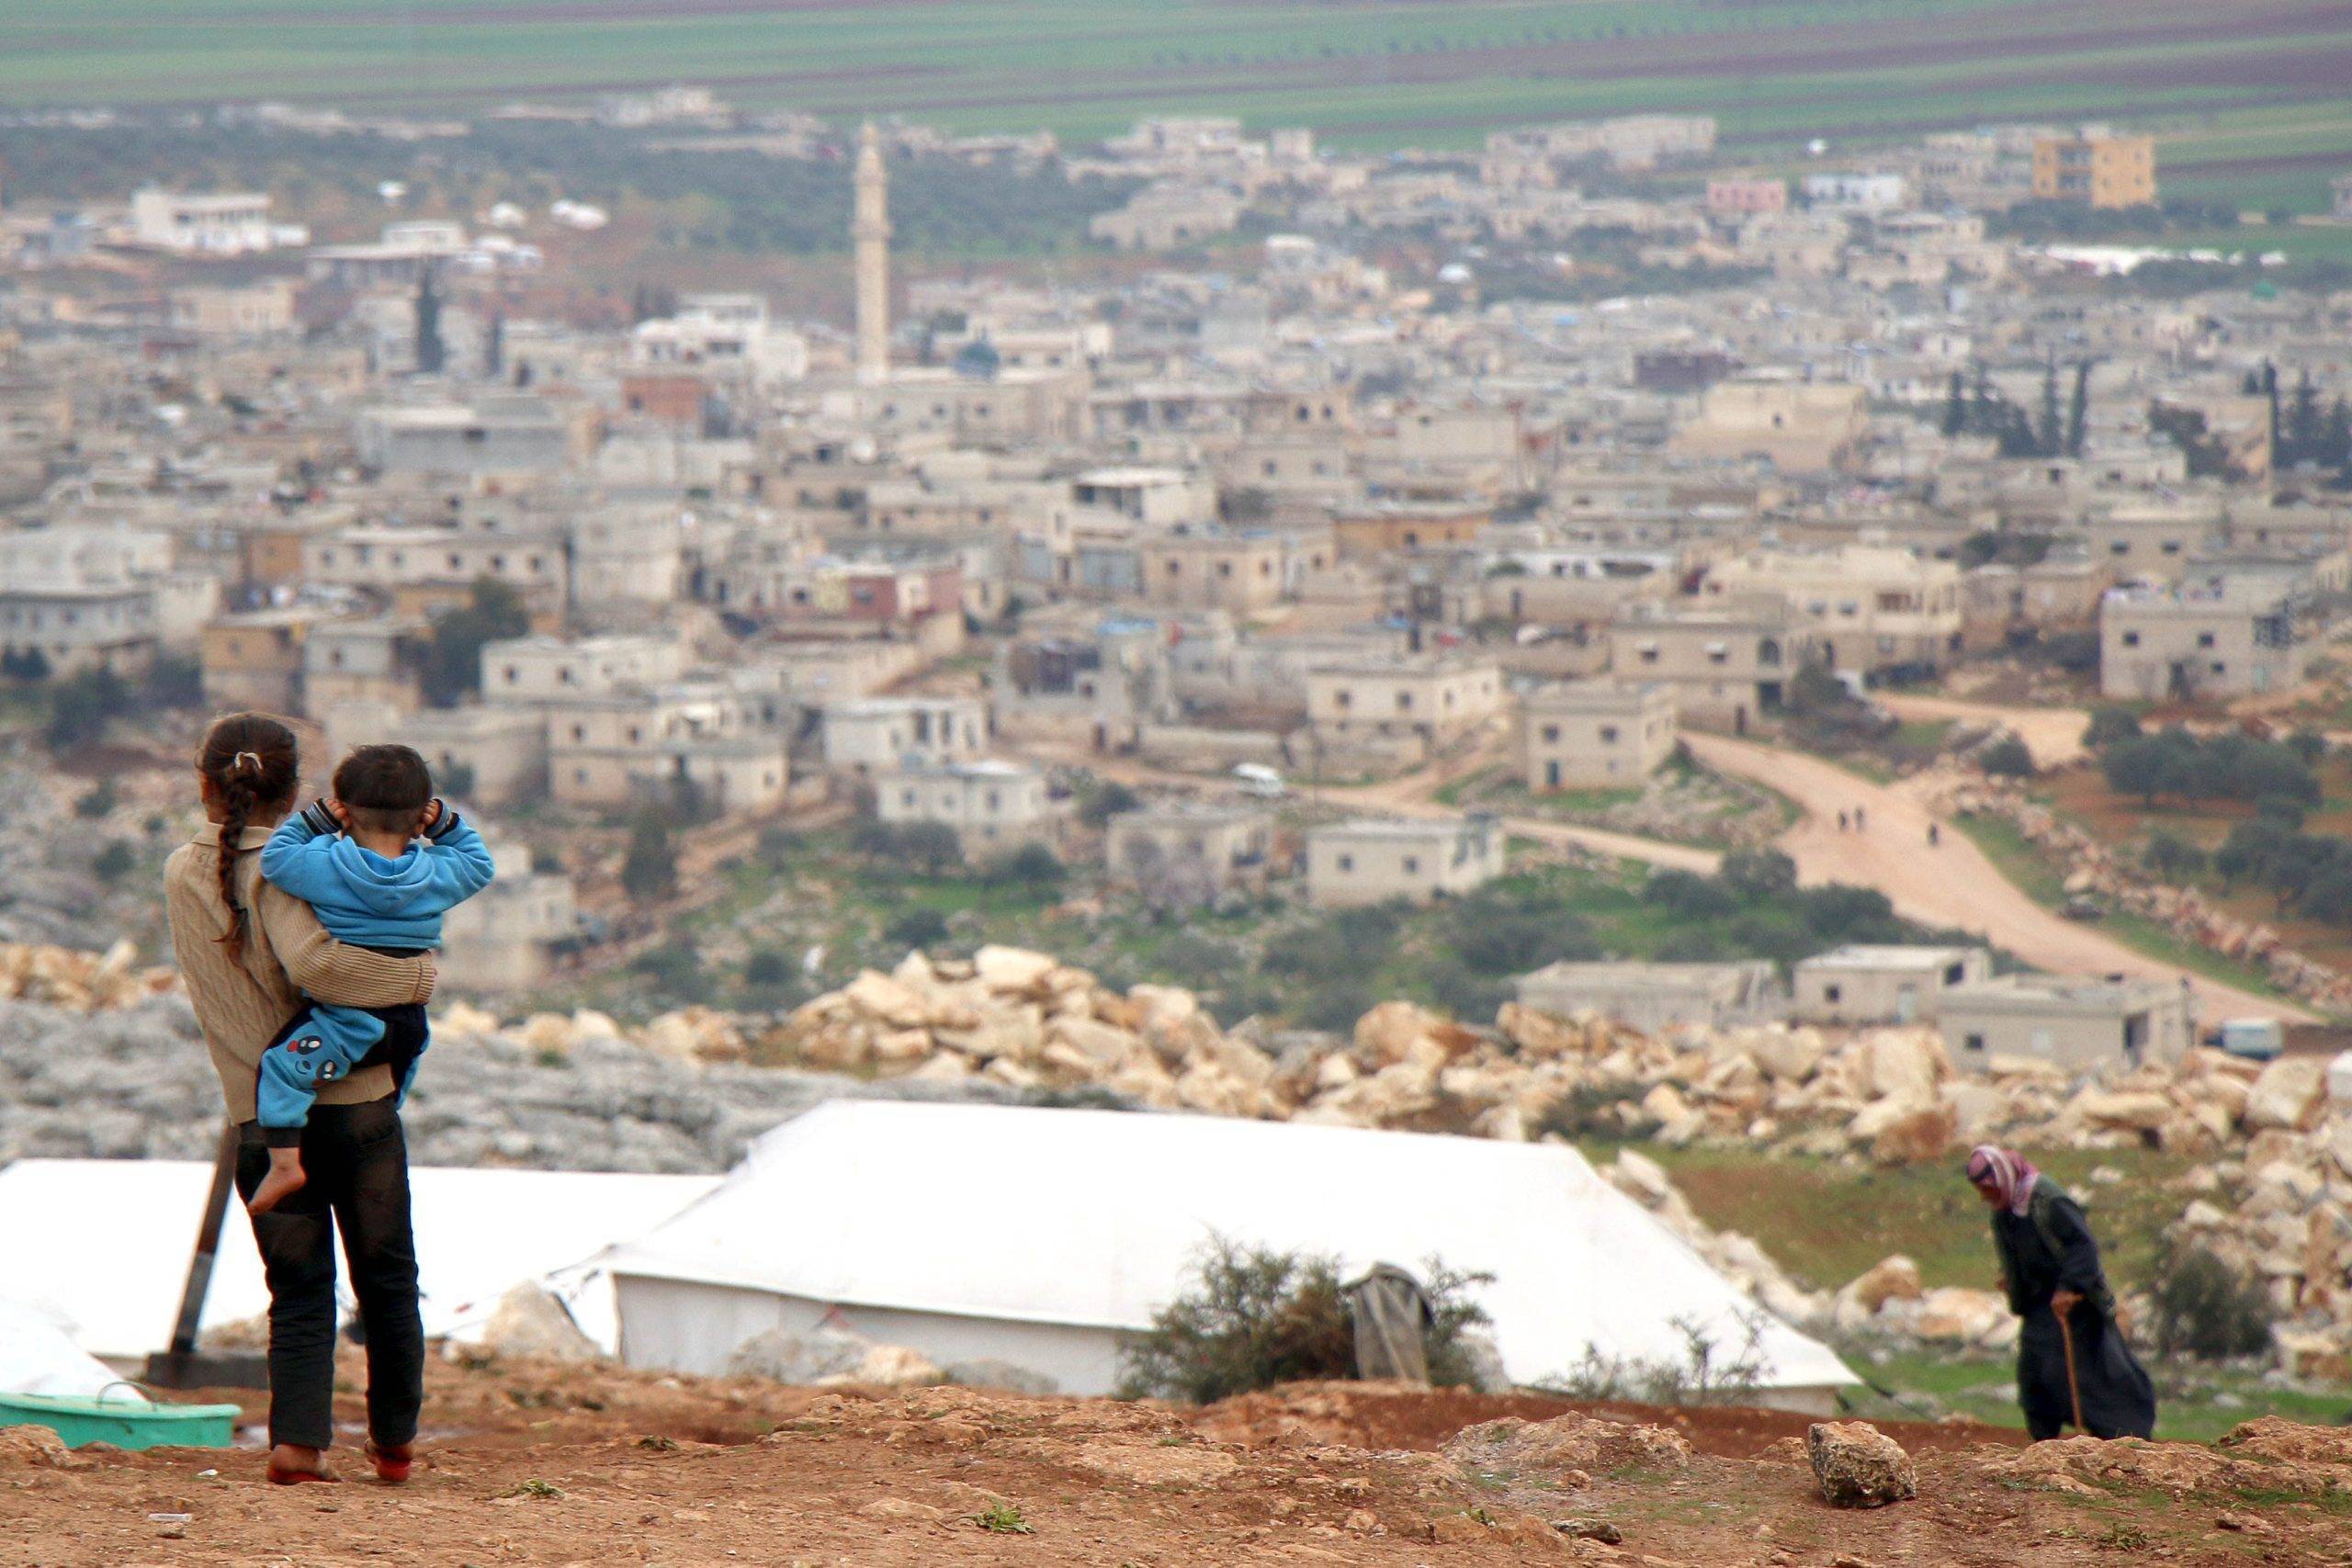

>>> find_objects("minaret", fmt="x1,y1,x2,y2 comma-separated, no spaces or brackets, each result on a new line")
853,121,891,387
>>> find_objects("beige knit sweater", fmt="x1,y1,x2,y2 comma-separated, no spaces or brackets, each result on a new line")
164,822,437,1123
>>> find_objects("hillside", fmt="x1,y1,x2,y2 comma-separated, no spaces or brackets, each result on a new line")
13,1353,2352,1565
4,1,2351,205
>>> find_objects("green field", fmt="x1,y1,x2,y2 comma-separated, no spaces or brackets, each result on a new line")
4,1,2351,207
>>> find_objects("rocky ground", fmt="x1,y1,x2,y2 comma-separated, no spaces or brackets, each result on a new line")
8,1356,2352,1567
10,932,2352,1375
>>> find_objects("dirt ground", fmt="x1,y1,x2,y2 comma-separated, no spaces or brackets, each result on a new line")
8,1354,2352,1567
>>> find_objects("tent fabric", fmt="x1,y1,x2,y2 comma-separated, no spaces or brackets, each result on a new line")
0,1297,138,1400
0,1159,716,1359
598,1102,1858,1392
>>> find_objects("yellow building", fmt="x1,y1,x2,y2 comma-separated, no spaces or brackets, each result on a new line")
2031,132,2155,209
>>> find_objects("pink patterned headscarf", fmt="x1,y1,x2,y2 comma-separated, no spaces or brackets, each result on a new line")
1967,1145,2041,1217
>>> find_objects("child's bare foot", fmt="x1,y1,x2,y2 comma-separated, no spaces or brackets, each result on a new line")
265,1444,338,1484
247,1149,307,1215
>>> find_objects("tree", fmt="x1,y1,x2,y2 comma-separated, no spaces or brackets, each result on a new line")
2143,830,2204,881
43,666,131,748
2034,357,2063,458
984,841,1065,893
899,821,964,876
1979,735,2035,779
2214,819,2291,889
2101,733,2184,806
1939,369,1966,436
1720,848,1798,901
423,579,531,706
2064,358,2092,457
413,262,445,376
884,907,951,950
2085,706,2142,749
1077,780,1141,829
619,817,676,905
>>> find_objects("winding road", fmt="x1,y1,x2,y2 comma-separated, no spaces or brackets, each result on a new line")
1685,732,2312,1024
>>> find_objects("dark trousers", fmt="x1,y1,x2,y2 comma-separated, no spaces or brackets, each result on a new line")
235,1099,424,1450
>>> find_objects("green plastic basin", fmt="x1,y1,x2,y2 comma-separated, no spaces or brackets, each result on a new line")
0,1391,242,1450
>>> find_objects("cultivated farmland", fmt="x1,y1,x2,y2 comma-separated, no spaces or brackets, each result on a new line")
5,1,2352,208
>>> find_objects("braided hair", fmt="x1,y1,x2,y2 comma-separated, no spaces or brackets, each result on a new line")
196,714,299,960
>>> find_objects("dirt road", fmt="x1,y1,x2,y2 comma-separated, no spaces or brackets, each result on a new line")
1878,694,2090,770
13,1355,2335,1568
1687,734,2311,1023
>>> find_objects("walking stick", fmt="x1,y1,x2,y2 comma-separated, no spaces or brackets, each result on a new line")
2055,1298,2088,1436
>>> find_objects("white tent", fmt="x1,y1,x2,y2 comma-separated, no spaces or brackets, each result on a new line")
598,1102,1858,1403
0,1159,716,1359
0,1296,131,1399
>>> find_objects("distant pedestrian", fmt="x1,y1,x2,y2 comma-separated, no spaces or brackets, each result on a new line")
1968,1145,2155,1442
1854,806,1868,831
1837,810,1849,831
1928,822,1940,848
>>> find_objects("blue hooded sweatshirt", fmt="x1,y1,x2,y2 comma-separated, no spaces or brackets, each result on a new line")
261,802,496,949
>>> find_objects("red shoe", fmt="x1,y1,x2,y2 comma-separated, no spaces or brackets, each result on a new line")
265,1461,341,1485
364,1440,413,1484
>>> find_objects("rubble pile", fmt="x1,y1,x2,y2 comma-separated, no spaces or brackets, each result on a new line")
14,932,2352,1371
1933,769,2352,1013
0,940,178,1010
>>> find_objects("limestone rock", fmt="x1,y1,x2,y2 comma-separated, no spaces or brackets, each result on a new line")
1870,1103,1956,1166
1443,1413,1691,1477
2246,1058,2326,1132
1806,1422,1916,1507
973,945,1057,995
724,1325,876,1384
1842,1256,1924,1314
479,1282,604,1362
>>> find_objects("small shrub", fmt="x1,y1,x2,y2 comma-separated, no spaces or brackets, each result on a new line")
744,947,797,987
499,1478,563,1499
2147,1240,2272,1359
1979,735,2035,779
2142,830,2205,881
2085,707,2143,748
982,841,1065,892
1539,1311,1770,1407
884,907,951,950
1116,1235,1492,1404
92,841,137,883
73,781,118,819
975,1501,1034,1535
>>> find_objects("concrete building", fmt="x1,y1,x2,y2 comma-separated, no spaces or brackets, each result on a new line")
199,606,334,712
1791,944,1993,1026
1521,679,1676,792
356,399,573,478
1306,657,1503,749
1668,378,1869,475
820,696,991,774
129,189,276,254
1938,974,2193,1075
436,829,577,993
1304,815,1501,908
876,758,1058,855
1610,603,1804,734
1699,543,1963,677
1705,178,1787,218
1514,960,1781,1034
1137,532,1288,614
2098,580,2308,701
1103,803,1277,897
2031,130,2155,209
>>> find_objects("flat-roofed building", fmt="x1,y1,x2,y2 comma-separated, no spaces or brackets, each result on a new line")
1104,803,1276,897
2099,580,2308,701
1306,657,1502,748
1304,815,1501,908
2031,130,2155,209
820,696,991,774
1610,602,1806,735
1514,959,1782,1034
876,758,1059,855
1791,944,1993,1026
1521,679,1675,792
1938,974,2192,1075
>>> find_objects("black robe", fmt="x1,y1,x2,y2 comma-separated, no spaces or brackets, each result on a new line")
1992,1181,2157,1441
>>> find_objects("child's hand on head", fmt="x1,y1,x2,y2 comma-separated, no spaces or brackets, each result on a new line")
327,799,352,832
416,798,444,837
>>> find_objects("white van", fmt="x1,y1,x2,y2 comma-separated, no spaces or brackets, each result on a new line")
1231,763,1286,799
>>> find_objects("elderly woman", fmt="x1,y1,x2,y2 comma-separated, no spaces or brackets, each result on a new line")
1969,1145,2156,1441
163,714,438,1484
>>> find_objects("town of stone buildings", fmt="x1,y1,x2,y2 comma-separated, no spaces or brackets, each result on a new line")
11,78,2352,1526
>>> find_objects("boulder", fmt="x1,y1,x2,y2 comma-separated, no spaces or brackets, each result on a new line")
1443,1413,1691,1478
973,945,1057,995
1870,1104,1956,1167
2072,1089,2172,1133
1352,1000,1449,1068
435,999,503,1041
1748,1026,1828,1083
1863,1029,1949,1103
478,1282,604,1362
1608,1149,1675,1207
1496,1002,1583,1058
1843,1256,1924,1314
821,1344,944,1389
1905,1287,2009,1346
2246,1058,2327,1132
724,1325,874,1384
1805,1422,1916,1508
943,1359,1060,1397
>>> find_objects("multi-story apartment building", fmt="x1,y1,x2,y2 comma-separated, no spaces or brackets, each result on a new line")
2031,130,2156,209
1610,602,1807,734
1698,543,1962,677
